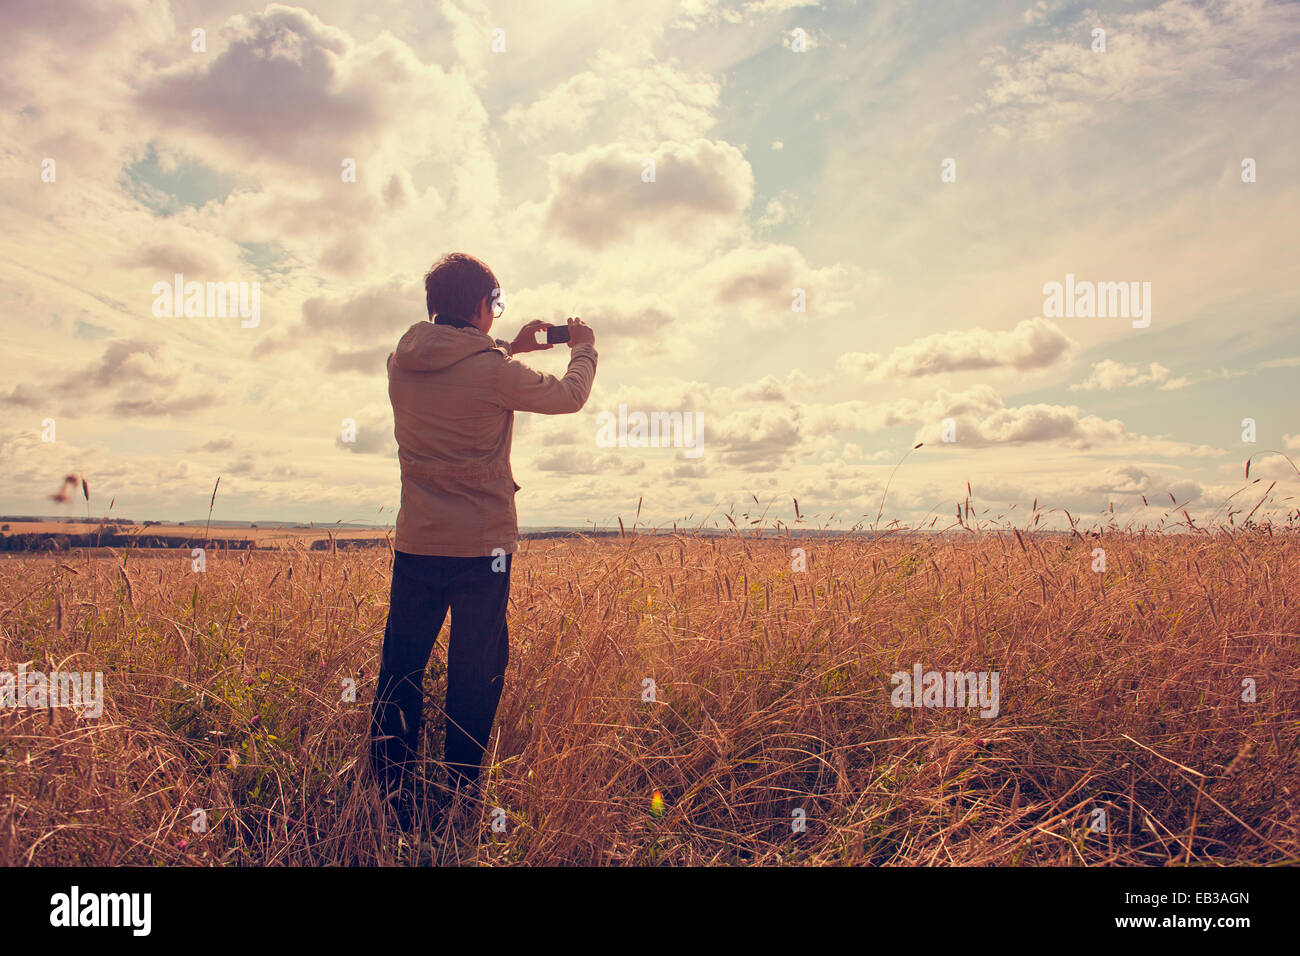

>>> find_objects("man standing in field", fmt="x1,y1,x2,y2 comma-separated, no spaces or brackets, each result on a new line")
371,252,597,825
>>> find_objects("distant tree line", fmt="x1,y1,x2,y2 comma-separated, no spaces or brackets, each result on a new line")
0,531,256,552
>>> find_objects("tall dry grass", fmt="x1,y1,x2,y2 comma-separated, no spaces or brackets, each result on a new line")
0,520,1297,865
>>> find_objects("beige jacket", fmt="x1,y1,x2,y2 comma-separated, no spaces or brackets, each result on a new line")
388,320,598,557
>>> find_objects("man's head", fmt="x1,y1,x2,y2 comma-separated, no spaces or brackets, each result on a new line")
424,253,501,333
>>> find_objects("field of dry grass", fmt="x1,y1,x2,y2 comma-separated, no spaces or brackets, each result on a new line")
1,526,1297,866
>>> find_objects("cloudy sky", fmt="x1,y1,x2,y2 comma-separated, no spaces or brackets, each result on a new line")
2,0,1297,531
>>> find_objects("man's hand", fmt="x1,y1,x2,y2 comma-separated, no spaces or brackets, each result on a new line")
509,319,553,355
567,316,595,348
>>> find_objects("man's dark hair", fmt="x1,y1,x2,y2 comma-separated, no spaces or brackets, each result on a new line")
424,253,498,320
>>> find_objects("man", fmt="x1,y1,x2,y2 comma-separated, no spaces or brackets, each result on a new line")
371,252,597,825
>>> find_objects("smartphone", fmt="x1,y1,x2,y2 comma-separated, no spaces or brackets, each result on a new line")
545,324,571,344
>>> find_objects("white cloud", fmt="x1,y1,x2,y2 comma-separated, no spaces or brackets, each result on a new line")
840,317,1073,380
539,139,753,249
673,0,823,30
690,242,851,319
977,0,1300,139
502,51,720,146
756,197,789,228
1070,359,1171,391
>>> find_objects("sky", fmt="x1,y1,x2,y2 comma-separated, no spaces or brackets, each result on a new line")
1,0,1297,531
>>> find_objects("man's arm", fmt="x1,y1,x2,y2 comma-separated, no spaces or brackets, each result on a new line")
497,343,597,414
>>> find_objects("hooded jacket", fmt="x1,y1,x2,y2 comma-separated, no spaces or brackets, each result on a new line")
387,320,598,557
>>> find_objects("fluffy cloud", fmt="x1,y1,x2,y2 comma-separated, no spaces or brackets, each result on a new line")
839,317,1073,380
122,241,227,278
905,386,1130,449
335,411,395,456
950,404,1127,448
503,51,721,145
1083,464,1153,494
540,139,753,248
709,405,801,468
0,339,219,418
0,0,172,183
327,346,391,374
673,0,824,30
534,447,646,475
690,242,852,320
137,5,486,178
976,0,1300,139
188,437,236,454
257,275,421,356
1070,359,1172,391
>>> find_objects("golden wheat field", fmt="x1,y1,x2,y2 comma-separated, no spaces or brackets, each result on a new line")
1,528,1297,866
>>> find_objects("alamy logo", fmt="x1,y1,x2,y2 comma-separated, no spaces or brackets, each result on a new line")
0,664,103,717
596,404,703,458
151,272,260,328
890,664,1000,718
1042,273,1151,328
49,886,151,936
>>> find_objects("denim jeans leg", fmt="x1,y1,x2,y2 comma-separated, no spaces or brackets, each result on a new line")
444,553,512,792
370,551,450,798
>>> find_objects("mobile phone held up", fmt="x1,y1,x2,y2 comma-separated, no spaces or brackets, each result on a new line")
545,323,570,345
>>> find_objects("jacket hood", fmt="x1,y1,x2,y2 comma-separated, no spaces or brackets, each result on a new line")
391,320,499,373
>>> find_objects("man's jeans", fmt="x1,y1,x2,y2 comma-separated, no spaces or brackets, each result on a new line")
370,550,511,800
